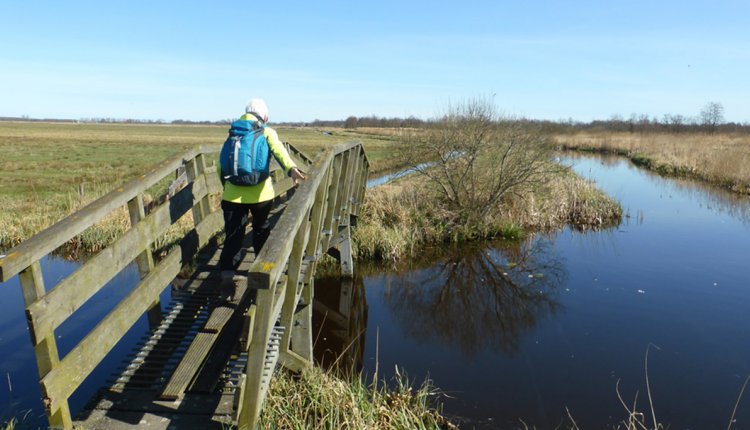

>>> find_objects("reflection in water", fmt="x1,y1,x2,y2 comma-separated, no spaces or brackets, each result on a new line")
382,239,566,357
313,276,368,373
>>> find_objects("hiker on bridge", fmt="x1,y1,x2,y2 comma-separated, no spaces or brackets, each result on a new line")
218,99,307,287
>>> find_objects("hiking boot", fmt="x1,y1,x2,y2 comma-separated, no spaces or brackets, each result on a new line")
220,270,237,301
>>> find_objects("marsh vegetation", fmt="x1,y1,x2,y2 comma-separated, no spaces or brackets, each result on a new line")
556,131,750,195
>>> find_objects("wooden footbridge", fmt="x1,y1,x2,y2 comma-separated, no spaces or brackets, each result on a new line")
0,141,368,429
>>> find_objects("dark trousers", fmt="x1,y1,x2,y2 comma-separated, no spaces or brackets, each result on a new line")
219,199,274,270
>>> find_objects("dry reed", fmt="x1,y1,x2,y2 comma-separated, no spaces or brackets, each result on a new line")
555,132,750,194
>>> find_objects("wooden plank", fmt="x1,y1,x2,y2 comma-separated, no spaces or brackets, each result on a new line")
41,247,183,414
0,148,203,281
160,331,216,400
19,262,73,429
202,282,248,333
26,176,211,345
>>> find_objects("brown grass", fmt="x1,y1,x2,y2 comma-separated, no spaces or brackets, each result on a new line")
555,132,750,194
354,165,622,262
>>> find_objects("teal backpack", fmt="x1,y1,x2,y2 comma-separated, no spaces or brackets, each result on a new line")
219,120,270,185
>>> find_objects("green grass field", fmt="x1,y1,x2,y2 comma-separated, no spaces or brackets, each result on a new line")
0,121,400,251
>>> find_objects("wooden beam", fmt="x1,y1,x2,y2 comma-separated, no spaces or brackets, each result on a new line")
26,176,211,345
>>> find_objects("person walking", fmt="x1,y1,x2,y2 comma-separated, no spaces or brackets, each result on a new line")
218,99,306,294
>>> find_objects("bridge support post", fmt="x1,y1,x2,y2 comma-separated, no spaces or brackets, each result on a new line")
127,193,161,329
20,262,73,430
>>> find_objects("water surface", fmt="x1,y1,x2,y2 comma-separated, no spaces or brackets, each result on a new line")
351,154,750,429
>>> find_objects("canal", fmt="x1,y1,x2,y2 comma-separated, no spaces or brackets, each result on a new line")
330,153,750,428
2,153,749,428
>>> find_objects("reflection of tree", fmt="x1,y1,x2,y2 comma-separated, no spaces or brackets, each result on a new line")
384,239,565,357
312,276,368,374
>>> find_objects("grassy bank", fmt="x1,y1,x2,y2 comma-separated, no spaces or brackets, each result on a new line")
0,122,398,253
261,366,455,429
354,164,622,262
555,131,750,195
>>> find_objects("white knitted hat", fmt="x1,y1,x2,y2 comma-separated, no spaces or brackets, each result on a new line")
245,98,269,121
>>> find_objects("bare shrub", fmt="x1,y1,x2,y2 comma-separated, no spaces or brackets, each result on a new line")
398,97,559,230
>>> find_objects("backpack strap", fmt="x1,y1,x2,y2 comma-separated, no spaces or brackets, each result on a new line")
248,112,266,124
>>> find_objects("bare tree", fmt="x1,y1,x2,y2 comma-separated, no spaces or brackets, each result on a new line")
398,97,557,228
700,102,725,134
344,116,359,129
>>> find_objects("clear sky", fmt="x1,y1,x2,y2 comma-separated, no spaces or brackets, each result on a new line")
1,1,748,123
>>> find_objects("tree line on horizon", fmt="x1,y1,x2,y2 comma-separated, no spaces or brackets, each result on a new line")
2,102,744,134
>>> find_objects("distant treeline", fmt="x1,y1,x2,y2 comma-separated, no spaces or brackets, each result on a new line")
308,116,750,135
4,100,748,134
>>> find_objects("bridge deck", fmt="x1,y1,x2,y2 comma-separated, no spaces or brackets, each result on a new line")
75,205,290,429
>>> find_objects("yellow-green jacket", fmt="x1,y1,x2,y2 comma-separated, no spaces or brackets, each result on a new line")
219,114,297,203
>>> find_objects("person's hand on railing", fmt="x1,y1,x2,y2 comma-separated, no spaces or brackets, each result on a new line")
290,167,307,185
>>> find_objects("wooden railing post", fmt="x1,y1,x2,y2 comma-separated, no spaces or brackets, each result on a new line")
350,149,368,219
237,275,283,430
195,153,213,218
320,154,344,253
339,146,361,223
185,155,209,225
19,261,72,430
127,193,161,329
304,164,333,284
279,206,313,364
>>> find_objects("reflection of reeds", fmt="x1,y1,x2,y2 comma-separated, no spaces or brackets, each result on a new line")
556,132,750,195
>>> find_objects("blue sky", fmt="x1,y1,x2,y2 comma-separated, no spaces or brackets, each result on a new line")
1,1,748,123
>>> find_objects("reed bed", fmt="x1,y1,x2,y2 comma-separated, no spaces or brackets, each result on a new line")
354,165,622,262
555,132,750,194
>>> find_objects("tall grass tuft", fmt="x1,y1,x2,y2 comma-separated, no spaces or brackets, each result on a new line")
354,166,621,262
261,366,456,429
